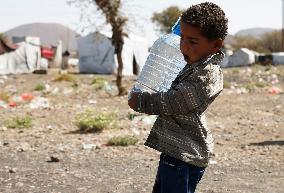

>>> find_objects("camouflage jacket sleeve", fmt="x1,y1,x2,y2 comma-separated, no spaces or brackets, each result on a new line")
133,63,223,115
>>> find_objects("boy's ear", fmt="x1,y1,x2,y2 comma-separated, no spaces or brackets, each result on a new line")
212,38,224,53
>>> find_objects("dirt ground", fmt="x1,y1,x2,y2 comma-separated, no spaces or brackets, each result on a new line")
0,65,283,193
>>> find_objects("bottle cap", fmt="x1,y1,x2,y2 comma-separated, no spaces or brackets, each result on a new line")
171,17,181,36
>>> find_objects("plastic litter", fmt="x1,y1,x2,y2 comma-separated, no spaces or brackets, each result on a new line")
268,87,282,94
29,97,50,109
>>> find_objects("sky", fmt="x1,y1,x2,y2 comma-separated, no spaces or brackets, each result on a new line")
0,0,282,43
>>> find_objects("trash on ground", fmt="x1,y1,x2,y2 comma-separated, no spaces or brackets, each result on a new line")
29,97,50,109
21,93,34,101
82,143,97,150
268,87,282,94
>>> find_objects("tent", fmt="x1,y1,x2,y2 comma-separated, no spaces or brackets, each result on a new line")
118,34,149,76
0,37,45,75
53,40,63,68
272,52,284,65
78,32,116,74
77,32,149,75
224,48,256,67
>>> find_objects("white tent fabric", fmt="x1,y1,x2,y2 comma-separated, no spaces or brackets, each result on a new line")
25,37,40,46
78,32,116,74
78,32,149,75
224,48,255,67
272,52,284,65
0,42,42,75
116,35,149,75
130,35,149,69
102,31,149,75
53,40,63,68
68,58,79,66
117,37,134,76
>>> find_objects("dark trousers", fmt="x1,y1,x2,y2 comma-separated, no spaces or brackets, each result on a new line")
152,153,206,193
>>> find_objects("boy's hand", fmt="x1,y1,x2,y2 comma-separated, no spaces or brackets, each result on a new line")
128,92,140,110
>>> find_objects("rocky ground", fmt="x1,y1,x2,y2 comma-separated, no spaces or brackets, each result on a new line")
0,65,283,193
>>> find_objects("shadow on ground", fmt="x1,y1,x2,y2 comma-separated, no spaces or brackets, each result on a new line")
249,140,284,146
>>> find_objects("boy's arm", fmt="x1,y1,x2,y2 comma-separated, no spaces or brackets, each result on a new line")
129,66,223,115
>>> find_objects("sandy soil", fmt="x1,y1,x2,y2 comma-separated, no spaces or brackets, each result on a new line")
0,65,283,193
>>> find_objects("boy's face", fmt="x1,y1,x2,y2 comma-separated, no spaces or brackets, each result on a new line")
180,22,223,65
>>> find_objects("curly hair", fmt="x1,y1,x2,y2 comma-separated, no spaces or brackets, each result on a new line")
181,2,228,40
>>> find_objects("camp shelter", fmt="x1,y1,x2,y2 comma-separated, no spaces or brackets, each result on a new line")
0,36,45,75
117,34,149,76
77,32,149,75
78,32,116,74
272,52,284,65
224,48,256,67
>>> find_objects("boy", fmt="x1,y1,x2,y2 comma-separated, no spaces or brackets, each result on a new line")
128,2,228,193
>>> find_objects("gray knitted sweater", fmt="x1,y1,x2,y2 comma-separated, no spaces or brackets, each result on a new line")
133,51,224,167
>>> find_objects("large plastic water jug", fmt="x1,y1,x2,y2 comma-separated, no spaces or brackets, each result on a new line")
129,17,185,99
131,33,186,94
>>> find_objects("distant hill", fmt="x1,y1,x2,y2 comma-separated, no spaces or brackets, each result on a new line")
5,23,79,51
235,27,277,38
224,34,237,45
